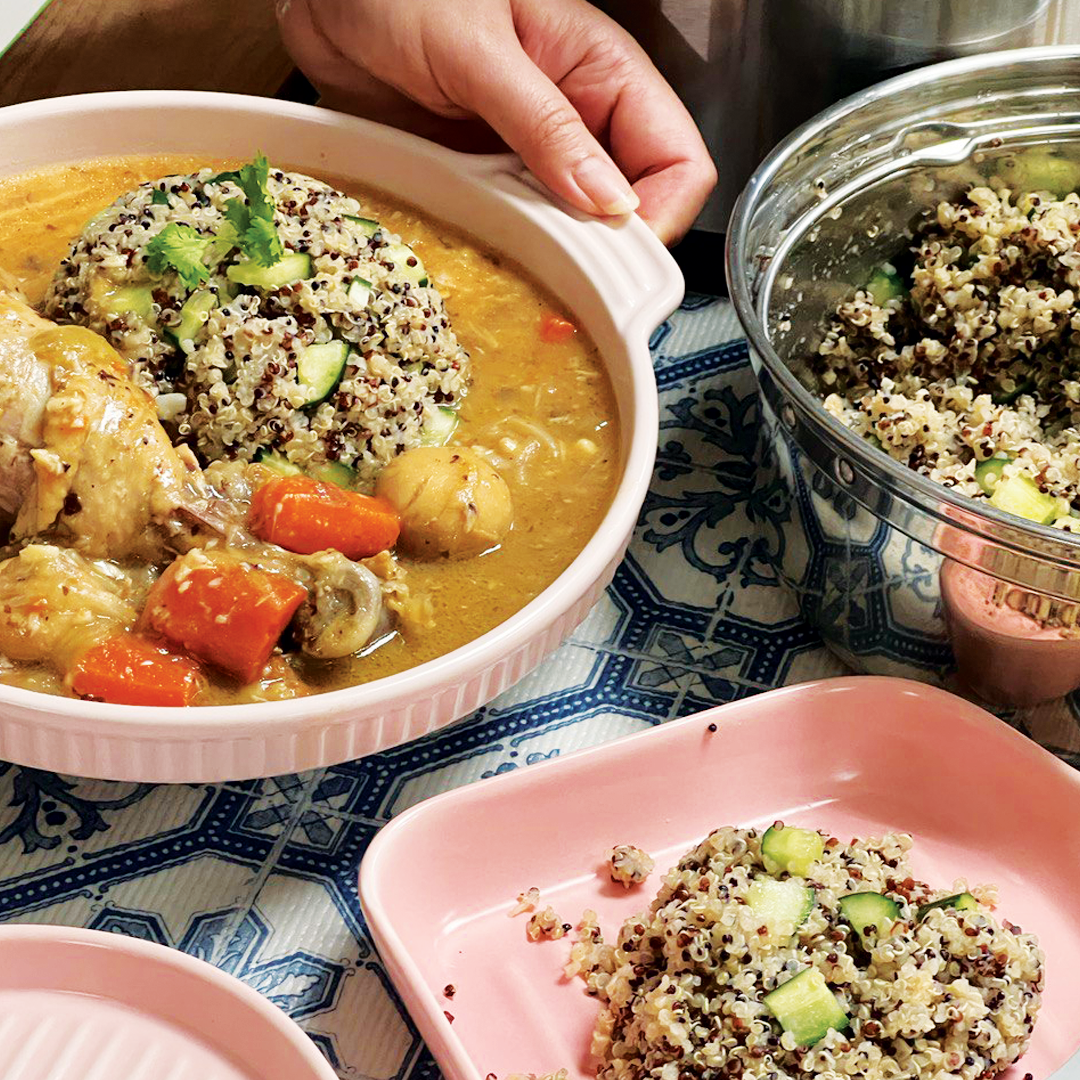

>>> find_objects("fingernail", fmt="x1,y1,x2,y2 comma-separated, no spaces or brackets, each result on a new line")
573,157,639,216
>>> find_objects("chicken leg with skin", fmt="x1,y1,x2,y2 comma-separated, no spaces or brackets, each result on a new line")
0,290,202,560
0,290,395,668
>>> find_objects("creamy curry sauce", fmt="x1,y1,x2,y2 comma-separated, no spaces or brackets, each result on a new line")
0,155,620,701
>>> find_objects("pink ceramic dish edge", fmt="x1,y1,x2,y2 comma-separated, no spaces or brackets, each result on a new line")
358,676,1080,1080
0,90,683,783
0,923,339,1078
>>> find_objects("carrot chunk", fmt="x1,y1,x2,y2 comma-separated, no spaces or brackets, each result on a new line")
249,475,400,559
69,632,204,707
539,313,577,343
141,551,307,684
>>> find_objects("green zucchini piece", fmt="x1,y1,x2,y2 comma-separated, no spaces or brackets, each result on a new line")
383,240,428,289
988,474,1060,524
344,214,380,238
999,150,1080,198
839,893,899,944
252,449,355,489
763,969,850,1047
990,377,1035,406
865,264,905,306
98,283,156,321
202,235,237,270
226,251,312,290
168,289,217,351
297,341,349,406
347,276,372,310
420,406,459,448
253,449,304,476
974,455,1012,495
312,460,356,488
917,892,979,921
761,825,825,877
746,877,814,939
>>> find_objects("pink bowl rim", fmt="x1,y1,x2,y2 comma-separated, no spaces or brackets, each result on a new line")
0,89,682,739
0,923,339,1078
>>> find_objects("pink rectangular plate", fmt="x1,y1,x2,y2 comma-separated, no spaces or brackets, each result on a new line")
359,676,1080,1080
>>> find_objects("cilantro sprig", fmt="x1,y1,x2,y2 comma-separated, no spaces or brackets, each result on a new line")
214,154,284,267
142,155,286,288
144,223,214,289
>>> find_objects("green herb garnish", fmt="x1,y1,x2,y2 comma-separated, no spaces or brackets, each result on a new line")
144,156,285,289
207,168,241,186
144,222,214,289
218,154,284,267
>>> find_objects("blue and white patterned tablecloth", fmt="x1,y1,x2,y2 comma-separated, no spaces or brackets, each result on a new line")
0,295,855,1078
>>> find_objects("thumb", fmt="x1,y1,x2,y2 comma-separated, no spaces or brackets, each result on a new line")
451,43,639,218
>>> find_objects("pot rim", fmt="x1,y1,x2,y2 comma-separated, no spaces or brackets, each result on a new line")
726,44,1080,569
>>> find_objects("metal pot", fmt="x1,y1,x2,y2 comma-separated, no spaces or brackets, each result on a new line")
596,0,1075,231
726,46,1080,721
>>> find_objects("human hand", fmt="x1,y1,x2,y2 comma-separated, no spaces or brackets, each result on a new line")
276,0,717,244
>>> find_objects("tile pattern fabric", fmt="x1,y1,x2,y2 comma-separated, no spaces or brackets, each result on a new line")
0,294,1068,1079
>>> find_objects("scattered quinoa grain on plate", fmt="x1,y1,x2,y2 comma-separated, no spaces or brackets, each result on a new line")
526,906,569,942
815,181,1080,528
509,887,541,917
563,824,1043,1080
605,844,654,887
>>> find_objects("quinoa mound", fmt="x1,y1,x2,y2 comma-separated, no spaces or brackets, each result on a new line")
816,183,1080,527
44,166,470,485
566,827,1043,1080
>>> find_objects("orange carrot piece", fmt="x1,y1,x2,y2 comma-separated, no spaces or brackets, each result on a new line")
142,552,307,684
70,632,204,707
249,475,400,559
539,313,577,343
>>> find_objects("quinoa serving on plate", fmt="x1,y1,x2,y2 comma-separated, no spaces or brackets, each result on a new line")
816,179,1080,528
44,158,469,486
564,824,1042,1080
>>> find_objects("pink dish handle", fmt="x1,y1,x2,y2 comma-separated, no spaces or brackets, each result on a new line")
461,153,686,342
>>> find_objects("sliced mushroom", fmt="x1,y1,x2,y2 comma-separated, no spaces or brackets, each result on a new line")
293,552,386,660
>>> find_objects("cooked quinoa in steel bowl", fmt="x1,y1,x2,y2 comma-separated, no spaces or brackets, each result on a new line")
815,179,1080,530
43,158,469,486
564,824,1043,1080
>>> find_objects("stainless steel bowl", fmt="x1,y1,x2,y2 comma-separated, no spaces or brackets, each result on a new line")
727,46,1080,720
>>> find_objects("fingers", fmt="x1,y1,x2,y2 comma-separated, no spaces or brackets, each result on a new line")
277,0,716,241
547,21,717,244
445,36,640,218
275,0,365,97
609,76,716,244
632,160,718,246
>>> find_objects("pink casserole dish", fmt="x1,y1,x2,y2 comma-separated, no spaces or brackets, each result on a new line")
0,924,337,1079
359,676,1080,1080
0,90,682,782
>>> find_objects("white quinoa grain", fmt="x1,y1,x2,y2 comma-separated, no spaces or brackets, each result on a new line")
567,827,1043,1080
816,184,1080,527
44,167,470,487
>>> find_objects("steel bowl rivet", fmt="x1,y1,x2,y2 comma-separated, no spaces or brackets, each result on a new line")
835,458,855,486
781,403,796,429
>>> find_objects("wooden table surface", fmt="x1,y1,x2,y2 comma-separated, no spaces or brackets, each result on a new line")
0,0,299,106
